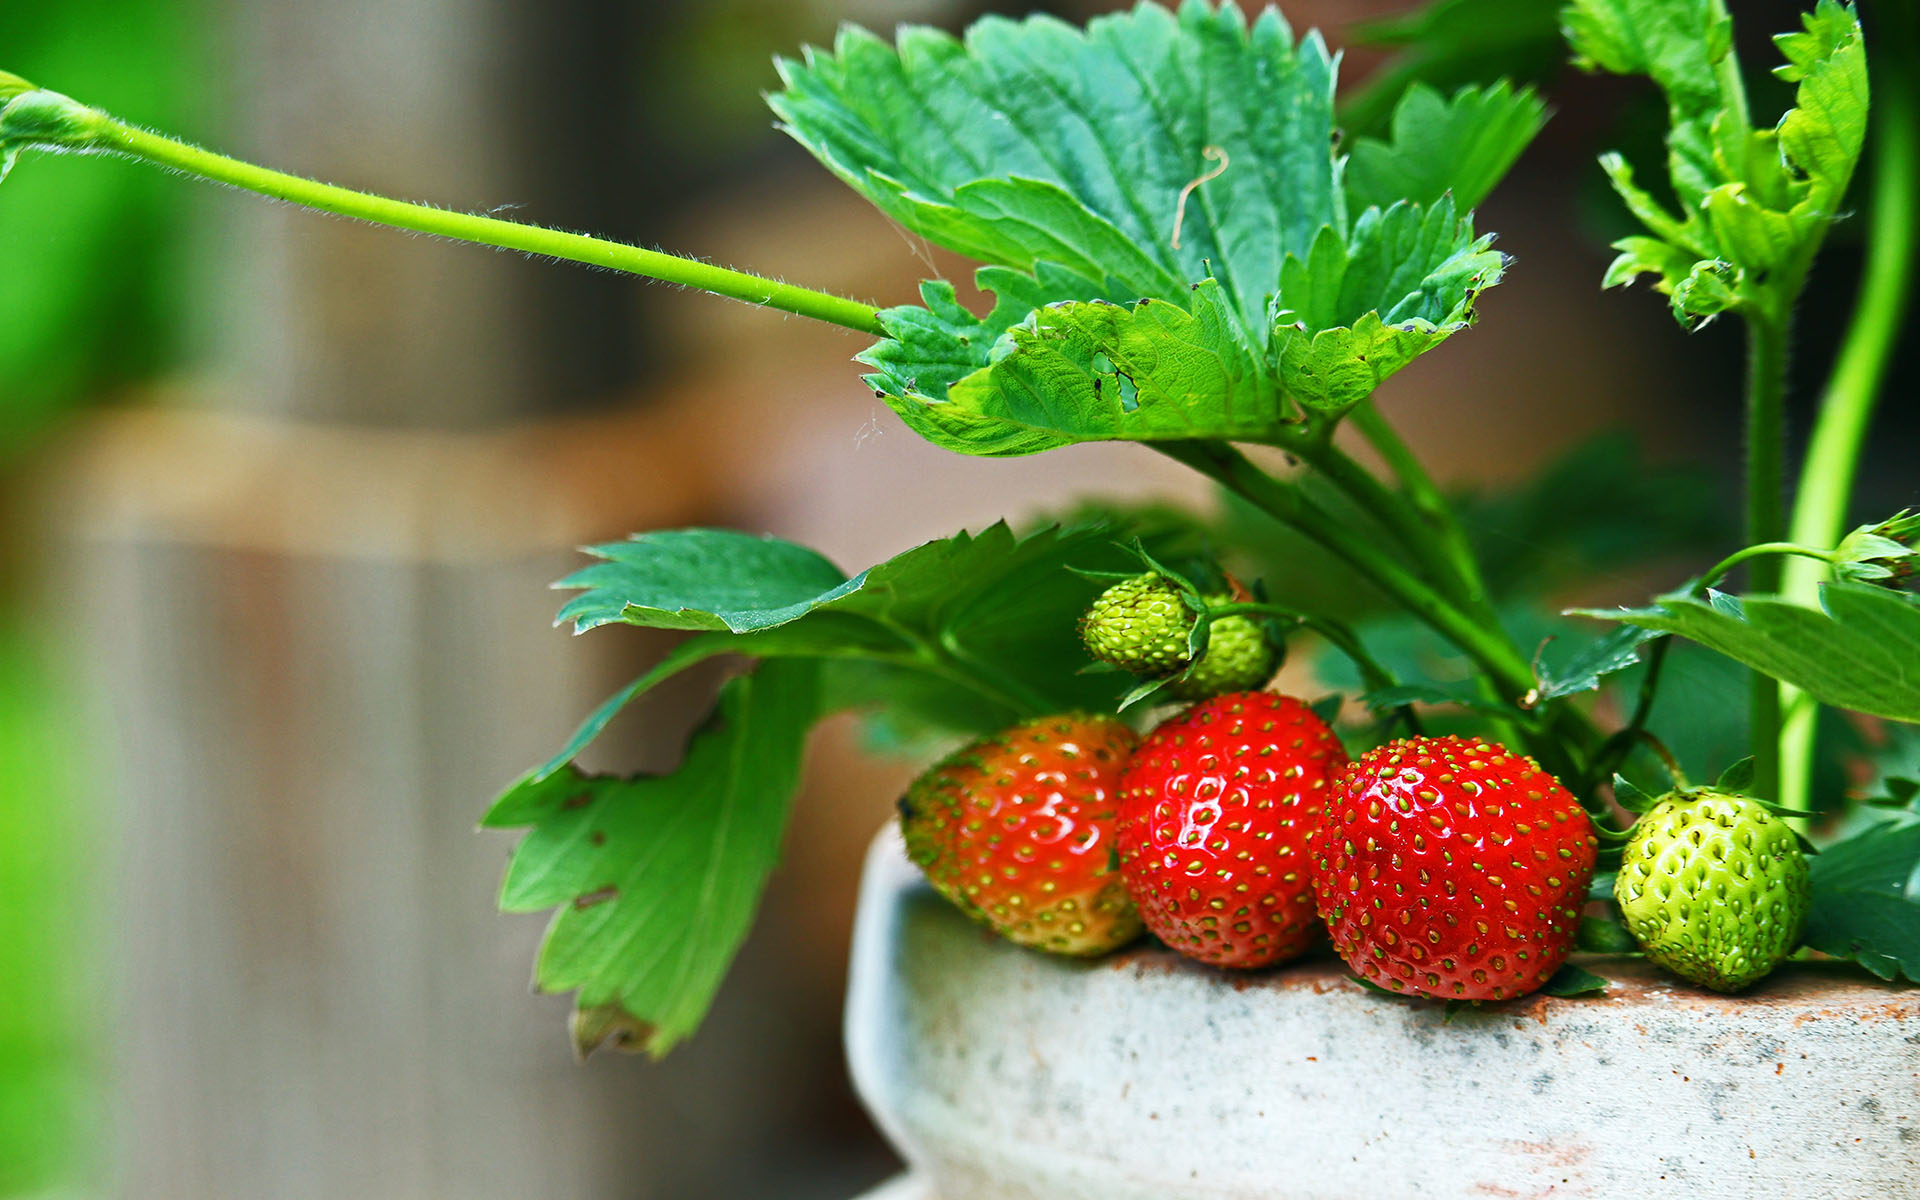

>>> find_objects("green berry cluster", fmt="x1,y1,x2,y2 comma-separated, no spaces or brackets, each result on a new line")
1080,572,1279,701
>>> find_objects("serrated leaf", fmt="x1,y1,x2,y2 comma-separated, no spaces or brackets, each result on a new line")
1534,624,1660,701
1345,81,1548,212
773,2,1338,336
1574,582,1920,723
1801,820,1920,982
1539,962,1610,997
1563,0,1741,210
775,2,1539,453
1587,869,1618,901
545,521,1180,772
482,659,822,1057
554,530,855,633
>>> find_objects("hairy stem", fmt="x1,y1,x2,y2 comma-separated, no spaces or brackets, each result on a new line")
1778,19,1920,815
1159,441,1535,698
1285,435,1477,613
11,89,886,335
1346,400,1499,624
1700,542,1836,590
1742,310,1791,801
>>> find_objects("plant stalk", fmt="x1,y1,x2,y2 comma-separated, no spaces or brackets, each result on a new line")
29,100,888,335
1777,18,1920,815
1159,441,1535,698
1741,309,1790,801
1346,400,1500,625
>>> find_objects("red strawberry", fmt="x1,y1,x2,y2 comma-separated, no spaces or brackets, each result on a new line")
899,714,1142,956
1115,692,1348,968
1311,736,1596,1001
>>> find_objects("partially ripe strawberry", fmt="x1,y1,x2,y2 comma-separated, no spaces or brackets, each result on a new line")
899,714,1142,956
1116,692,1347,967
1312,736,1596,1001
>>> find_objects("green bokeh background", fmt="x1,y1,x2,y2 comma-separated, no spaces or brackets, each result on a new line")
2,1,197,1192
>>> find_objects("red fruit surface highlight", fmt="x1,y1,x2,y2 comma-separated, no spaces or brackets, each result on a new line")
1116,692,1348,968
1312,736,1597,1001
899,714,1143,957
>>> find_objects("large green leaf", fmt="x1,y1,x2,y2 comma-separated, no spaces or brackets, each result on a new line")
1802,820,1920,983
772,1,1340,335
1564,0,1869,325
484,660,822,1057
1574,583,1920,722
773,0,1541,453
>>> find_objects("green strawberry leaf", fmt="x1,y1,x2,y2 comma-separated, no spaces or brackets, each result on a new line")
483,659,822,1057
772,2,1341,336
1342,0,1567,135
540,521,1188,780
1801,820,1920,983
1539,962,1610,997
554,529,856,633
1345,81,1548,213
1565,0,1869,325
1573,583,1920,723
774,1,1539,452
1533,624,1660,701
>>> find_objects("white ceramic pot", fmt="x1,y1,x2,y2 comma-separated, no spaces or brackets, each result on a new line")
845,828,1920,1200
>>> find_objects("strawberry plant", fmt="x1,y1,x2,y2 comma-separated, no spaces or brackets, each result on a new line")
4,0,1915,1061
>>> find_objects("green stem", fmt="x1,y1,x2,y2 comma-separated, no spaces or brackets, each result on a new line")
1159,441,1536,699
43,101,887,335
1778,26,1920,815
1742,310,1791,801
1284,435,1476,611
1699,542,1836,591
1346,400,1499,623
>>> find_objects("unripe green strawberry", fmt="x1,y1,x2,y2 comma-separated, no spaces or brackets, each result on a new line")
899,714,1143,957
1080,573,1196,675
1167,602,1280,700
1615,790,1810,992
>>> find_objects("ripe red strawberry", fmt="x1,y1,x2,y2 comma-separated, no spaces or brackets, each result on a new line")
899,714,1142,956
1312,736,1596,1001
1116,692,1347,968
